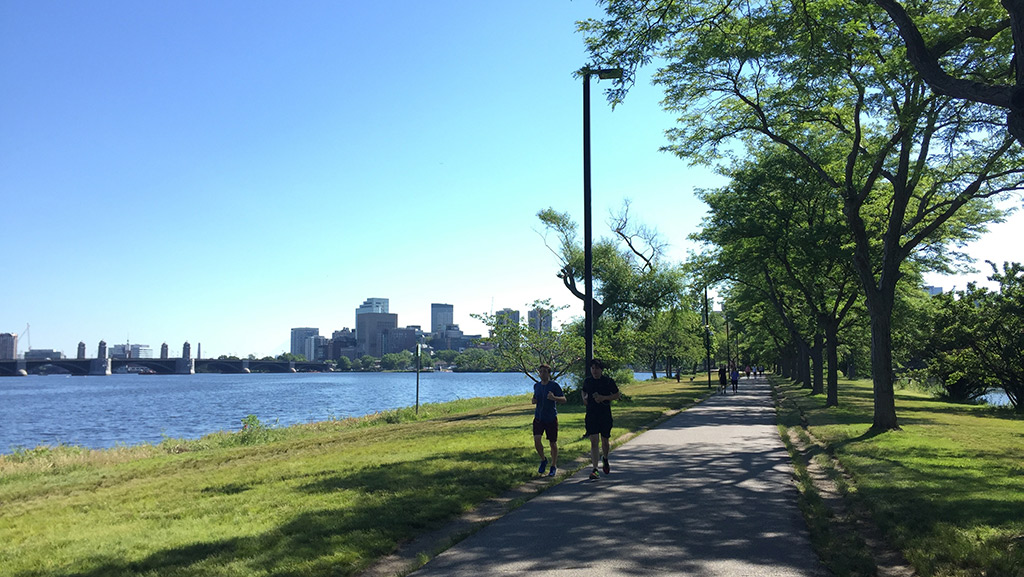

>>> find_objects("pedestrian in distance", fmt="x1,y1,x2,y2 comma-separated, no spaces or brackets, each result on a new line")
730,366,740,393
582,359,620,480
718,365,728,394
532,363,566,477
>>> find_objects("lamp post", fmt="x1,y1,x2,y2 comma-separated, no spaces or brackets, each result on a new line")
582,65,622,372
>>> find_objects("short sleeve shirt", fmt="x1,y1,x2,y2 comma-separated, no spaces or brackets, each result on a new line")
582,375,618,415
533,380,564,422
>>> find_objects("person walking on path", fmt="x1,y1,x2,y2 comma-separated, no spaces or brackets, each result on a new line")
730,366,740,393
407,372,829,577
718,364,728,394
582,359,620,480
532,363,566,477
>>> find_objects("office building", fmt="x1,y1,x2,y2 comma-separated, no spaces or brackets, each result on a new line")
330,328,358,360
109,344,154,359
305,335,328,361
528,307,553,332
496,308,520,326
924,285,944,297
431,303,454,335
0,333,16,360
356,312,398,357
384,327,419,354
290,327,319,357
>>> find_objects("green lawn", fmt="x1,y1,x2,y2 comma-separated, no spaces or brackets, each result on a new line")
0,377,711,577
775,377,1024,577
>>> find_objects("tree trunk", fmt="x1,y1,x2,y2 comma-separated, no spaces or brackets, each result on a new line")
798,342,811,388
825,321,840,407
866,293,900,430
811,331,824,396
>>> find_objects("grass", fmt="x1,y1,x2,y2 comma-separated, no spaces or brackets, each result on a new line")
0,376,711,577
774,376,1024,577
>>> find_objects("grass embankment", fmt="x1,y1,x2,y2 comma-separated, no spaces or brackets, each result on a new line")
0,377,711,577
775,377,1024,577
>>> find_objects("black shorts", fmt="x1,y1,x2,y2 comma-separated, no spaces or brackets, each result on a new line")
584,411,613,438
533,418,558,442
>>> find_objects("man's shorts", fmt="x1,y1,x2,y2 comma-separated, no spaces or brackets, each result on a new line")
584,411,613,438
533,418,558,442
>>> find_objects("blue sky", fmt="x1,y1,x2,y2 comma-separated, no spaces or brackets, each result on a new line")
2,2,1019,358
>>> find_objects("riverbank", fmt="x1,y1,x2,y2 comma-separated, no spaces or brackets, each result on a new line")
0,376,713,577
3,375,1021,577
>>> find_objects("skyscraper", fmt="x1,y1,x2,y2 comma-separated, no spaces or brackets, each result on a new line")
356,312,398,357
0,333,17,360
355,298,389,338
528,307,553,332
431,303,454,335
290,327,319,357
496,308,520,326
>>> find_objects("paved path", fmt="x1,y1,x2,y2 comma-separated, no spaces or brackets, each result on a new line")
410,375,829,577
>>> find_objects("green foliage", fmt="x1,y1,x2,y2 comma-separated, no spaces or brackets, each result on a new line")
473,300,583,382
275,353,306,362
381,351,414,371
920,262,1024,409
359,355,378,371
237,414,277,445
452,348,497,372
334,356,352,371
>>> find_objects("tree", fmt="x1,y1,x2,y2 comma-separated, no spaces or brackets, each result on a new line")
633,308,702,379
473,300,583,383
335,356,352,371
381,351,413,371
581,0,1024,430
691,147,861,405
359,355,377,371
870,0,1024,145
926,262,1024,410
537,204,685,324
452,348,497,372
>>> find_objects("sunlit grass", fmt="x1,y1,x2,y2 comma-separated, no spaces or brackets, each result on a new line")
0,377,711,577
775,377,1024,577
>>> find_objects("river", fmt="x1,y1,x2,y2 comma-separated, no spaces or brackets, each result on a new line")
0,371,541,454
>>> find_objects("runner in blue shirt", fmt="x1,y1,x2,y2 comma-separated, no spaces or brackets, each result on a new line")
532,363,566,477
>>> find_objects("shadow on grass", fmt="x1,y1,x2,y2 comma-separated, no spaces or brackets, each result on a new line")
35,448,529,577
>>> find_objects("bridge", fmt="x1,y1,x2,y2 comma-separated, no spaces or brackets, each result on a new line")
0,358,335,377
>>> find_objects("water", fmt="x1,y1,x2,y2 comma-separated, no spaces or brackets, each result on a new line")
982,389,1011,407
0,372,536,454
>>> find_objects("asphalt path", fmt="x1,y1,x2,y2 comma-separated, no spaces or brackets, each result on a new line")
410,375,829,577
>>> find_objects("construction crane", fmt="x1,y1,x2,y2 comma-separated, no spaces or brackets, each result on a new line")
19,323,30,355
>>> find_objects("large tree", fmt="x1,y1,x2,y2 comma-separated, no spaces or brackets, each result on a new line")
693,147,861,405
581,0,1024,430
870,0,1024,145
537,204,684,324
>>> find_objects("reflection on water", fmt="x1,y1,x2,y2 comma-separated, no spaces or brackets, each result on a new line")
0,372,534,454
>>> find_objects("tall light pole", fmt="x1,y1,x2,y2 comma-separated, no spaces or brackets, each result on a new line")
582,65,622,372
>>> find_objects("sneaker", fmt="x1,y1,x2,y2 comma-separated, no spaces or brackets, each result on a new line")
538,459,548,474
602,456,610,475
589,468,599,481
548,466,557,477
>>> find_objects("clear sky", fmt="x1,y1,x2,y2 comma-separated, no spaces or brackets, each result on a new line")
2,2,1020,358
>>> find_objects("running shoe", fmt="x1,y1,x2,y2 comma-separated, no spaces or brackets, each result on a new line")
548,466,557,477
538,459,548,474
602,456,610,475
589,468,599,481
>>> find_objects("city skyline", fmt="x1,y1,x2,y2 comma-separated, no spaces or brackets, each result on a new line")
4,3,1019,360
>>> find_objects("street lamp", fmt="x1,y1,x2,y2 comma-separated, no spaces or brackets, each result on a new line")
581,65,623,372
